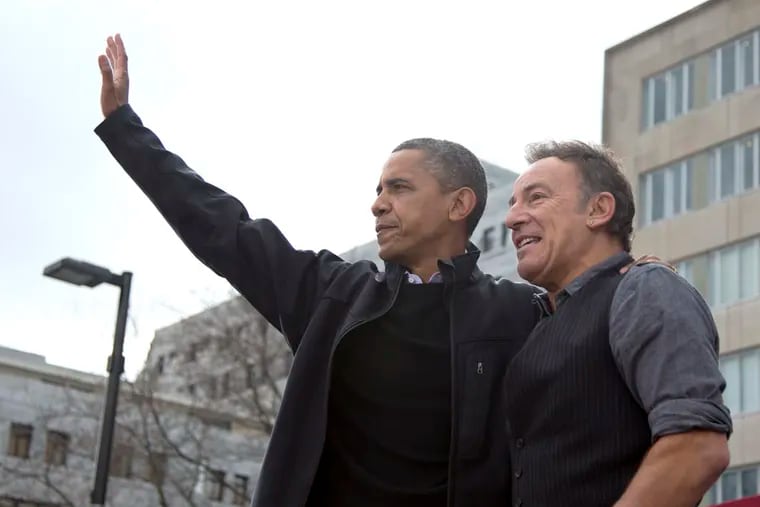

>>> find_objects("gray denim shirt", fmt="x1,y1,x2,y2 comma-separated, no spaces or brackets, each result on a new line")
539,252,733,440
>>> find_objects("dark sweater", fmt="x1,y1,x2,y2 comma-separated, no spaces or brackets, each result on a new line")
504,259,651,507
309,282,451,506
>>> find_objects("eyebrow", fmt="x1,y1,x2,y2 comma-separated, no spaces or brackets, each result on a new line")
376,177,411,195
508,182,550,206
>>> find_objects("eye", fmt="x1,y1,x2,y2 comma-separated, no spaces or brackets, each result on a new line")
528,192,545,202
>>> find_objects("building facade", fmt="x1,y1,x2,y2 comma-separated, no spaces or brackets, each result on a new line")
603,1,760,503
341,160,524,280
0,345,267,506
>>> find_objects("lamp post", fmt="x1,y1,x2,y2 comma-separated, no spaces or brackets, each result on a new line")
43,257,132,506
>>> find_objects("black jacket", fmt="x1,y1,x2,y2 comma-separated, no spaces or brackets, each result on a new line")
95,105,541,507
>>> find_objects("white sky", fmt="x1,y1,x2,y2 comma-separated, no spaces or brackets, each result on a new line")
0,0,704,379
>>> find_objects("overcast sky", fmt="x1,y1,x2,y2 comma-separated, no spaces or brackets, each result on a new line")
0,0,704,379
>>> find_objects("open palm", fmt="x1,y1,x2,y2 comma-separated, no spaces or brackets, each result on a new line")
98,34,129,117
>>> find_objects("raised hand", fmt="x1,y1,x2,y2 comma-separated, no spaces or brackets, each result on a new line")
98,34,129,118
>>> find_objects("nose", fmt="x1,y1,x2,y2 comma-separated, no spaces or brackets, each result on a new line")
505,201,525,231
372,191,390,217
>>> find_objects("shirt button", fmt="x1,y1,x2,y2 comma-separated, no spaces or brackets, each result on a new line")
516,438,525,449
515,499,523,507
514,468,523,479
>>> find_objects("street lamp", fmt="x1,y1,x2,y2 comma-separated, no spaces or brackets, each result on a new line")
43,257,132,506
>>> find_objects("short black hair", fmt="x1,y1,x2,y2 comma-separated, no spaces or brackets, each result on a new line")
525,140,635,252
392,138,487,237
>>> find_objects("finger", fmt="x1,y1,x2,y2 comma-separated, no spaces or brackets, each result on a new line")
115,33,128,72
106,46,115,71
106,36,117,69
98,54,113,80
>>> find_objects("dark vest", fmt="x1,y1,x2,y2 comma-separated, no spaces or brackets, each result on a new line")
503,261,651,507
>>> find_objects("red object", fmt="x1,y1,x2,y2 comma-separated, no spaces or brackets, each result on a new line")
717,496,760,506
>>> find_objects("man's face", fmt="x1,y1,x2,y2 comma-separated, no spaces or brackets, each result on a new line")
372,149,454,267
505,156,591,290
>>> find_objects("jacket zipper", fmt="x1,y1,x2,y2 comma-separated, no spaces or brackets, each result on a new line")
445,279,458,507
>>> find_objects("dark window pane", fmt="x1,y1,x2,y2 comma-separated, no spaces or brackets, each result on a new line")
721,144,736,198
722,43,737,96
653,76,667,124
672,66,684,116
642,79,651,129
685,159,693,210
741,36,755,88
743,137,755,191
671,164,682,214
651,170,665,222
639,175,649,226
742,468,758,497
723,470,739,501
687,62,695,110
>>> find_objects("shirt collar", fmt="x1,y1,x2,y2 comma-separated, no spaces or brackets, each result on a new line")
555,251,633,308
406,272,443,284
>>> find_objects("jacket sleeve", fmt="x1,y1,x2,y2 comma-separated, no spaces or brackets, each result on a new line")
94,105,348,351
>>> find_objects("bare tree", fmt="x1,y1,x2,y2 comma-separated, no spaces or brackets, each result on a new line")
2,293,280,506
0,381,101,506
142,294,292,434
1,369,267,506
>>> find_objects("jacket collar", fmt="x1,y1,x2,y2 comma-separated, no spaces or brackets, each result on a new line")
380,242,483,287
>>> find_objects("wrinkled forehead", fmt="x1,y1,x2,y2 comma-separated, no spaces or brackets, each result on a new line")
518,158,580,188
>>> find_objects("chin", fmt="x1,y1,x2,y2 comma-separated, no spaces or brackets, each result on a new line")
517,262,543,286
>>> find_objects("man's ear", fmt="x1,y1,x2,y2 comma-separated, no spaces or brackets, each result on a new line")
449,187,477,225
586,191,616,230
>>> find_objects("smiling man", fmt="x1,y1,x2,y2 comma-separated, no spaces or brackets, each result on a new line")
504,140,733,507
94,34,540,507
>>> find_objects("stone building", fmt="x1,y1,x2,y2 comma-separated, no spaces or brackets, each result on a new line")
0,345,267,506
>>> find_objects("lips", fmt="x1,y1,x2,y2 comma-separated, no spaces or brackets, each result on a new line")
375,223,397,234
513,234,541,251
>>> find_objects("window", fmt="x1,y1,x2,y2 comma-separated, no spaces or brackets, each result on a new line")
642,62,693,129
220,372,230,398
500,222,510,248
642,28,760,130
639,132,760,227
45,430,69,466
741,35,757,88
147,453,167,485
110,443,134,478
480,226,495,253
706,465,760,504
156,356,164,375
719,41,737,97
233,474,249,505
638,160,690,226
7,423,32,459
719,143,736,198
678,237,760,308
187,343,198,362
713,237,760,307
720,347,760,416
742,136,757,191
712,30,760,99
741,241,760,300
206,469,225,501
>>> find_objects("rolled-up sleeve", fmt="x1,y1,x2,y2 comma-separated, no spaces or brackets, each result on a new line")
609,264,732,440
